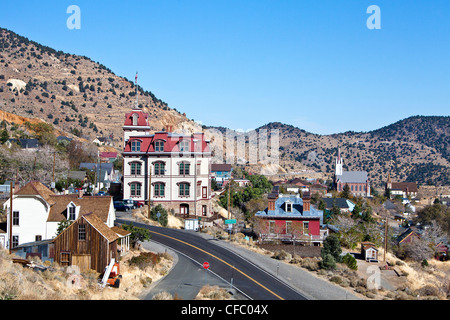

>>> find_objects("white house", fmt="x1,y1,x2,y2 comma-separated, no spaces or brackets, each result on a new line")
2,181,116,250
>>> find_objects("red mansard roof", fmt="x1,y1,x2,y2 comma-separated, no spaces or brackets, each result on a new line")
124,132,210,153
123,109,150,127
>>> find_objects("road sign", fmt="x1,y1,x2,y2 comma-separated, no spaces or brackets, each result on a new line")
203,262,210,269
225,219,236,225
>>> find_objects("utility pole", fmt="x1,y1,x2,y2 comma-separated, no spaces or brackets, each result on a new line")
148,164,152,219
227,180,231,220
384,218,388,262
9,181,13,255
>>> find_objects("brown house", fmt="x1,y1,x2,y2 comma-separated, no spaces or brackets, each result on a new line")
53,213,119,273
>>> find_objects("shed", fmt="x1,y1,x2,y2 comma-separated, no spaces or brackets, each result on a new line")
53,213,119,273
361,242,378,261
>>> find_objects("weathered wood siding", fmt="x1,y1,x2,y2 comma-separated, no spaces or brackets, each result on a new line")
53,217,117,273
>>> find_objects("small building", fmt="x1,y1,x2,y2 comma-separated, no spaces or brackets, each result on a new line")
386,175,418,199
10,239,55,263
361,242,378,261
321,197,355,214
396,228,421,246
53,213,119,273
255,190,324,245
100,152,118,163
211,164,233,187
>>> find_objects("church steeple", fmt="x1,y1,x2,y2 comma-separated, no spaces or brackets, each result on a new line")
335,147,343,176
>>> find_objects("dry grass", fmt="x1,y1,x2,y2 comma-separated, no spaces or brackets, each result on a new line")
0,246,173,300
195,285,232,300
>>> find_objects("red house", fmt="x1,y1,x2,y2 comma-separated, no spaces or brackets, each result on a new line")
255,190,324,245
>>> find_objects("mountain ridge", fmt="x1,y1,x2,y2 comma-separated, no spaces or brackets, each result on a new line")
1,27,449,188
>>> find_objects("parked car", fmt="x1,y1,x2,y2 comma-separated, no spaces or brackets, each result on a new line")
114,201,130,212
133,200,144,208
121,199,135,210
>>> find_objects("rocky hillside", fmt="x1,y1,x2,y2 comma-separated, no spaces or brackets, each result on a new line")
0,27,190,148
1,27,449,188
257,116,450,187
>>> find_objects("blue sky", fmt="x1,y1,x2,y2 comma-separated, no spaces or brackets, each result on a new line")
1,1,449,134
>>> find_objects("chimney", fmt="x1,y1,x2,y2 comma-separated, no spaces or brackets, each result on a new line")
165,125,173,133
79,189,83,199
303,191,311,212
267,187,279,211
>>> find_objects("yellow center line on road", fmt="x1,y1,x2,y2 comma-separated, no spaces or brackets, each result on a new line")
149,229,285,300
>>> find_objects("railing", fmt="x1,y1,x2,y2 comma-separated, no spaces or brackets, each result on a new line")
259,233,325,244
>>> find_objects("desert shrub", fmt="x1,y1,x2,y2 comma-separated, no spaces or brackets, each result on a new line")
272,250,292,261
342,253,358,270
319,254,336,270
300,257,320,271
330,275,343,285
128,252,161,270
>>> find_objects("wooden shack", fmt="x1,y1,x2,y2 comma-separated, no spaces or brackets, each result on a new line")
361,241,378,261
53,213,119,273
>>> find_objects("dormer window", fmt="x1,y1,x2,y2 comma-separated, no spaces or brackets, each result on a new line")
132,113,139,126
155,140,164,152
286,201,292,213
179,140,190,152
131,140,141,152
68,203,78,221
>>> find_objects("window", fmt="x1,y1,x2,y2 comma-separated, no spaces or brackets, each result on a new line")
155,140,164,152
154,183,165,197
132,113,139,126
286,221,292,235
154,162,165,175
35,235,42,242
12,235,19,248
303,222,310,235
131,140,141,152
131,162,142,175
12,211,19,226
286,202,292,212
130,182,141,197
202,205,207,216
269,221,275,234
179,183,190,196
179,162,190,175
78,224,86,241
60,252,70,267
180,140,190,152
202,186,208,198
68,205,76,220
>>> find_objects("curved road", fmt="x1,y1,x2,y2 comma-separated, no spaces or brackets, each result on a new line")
117,219,307,300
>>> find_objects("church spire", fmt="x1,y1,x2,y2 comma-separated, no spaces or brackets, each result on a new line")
335,147,343,176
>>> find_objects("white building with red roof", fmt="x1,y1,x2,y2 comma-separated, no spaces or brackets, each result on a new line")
122,108,213,217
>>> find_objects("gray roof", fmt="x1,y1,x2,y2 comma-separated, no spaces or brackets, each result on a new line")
336,171,368,183
8,138,39,149
80,162,113,174
322,198,351,209
255,195,323,225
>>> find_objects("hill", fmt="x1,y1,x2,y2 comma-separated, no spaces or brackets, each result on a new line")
256,116,450,187
0,27,449,189
0,27,191,148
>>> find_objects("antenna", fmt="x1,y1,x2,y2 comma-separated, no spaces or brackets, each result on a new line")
135,71,139,109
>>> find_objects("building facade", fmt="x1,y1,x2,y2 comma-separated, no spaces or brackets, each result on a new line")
334,148,370,197
122,108,213,217
2,181,115,249
255,189,325,245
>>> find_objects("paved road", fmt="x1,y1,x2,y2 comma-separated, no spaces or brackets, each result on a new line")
117,219,308,300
